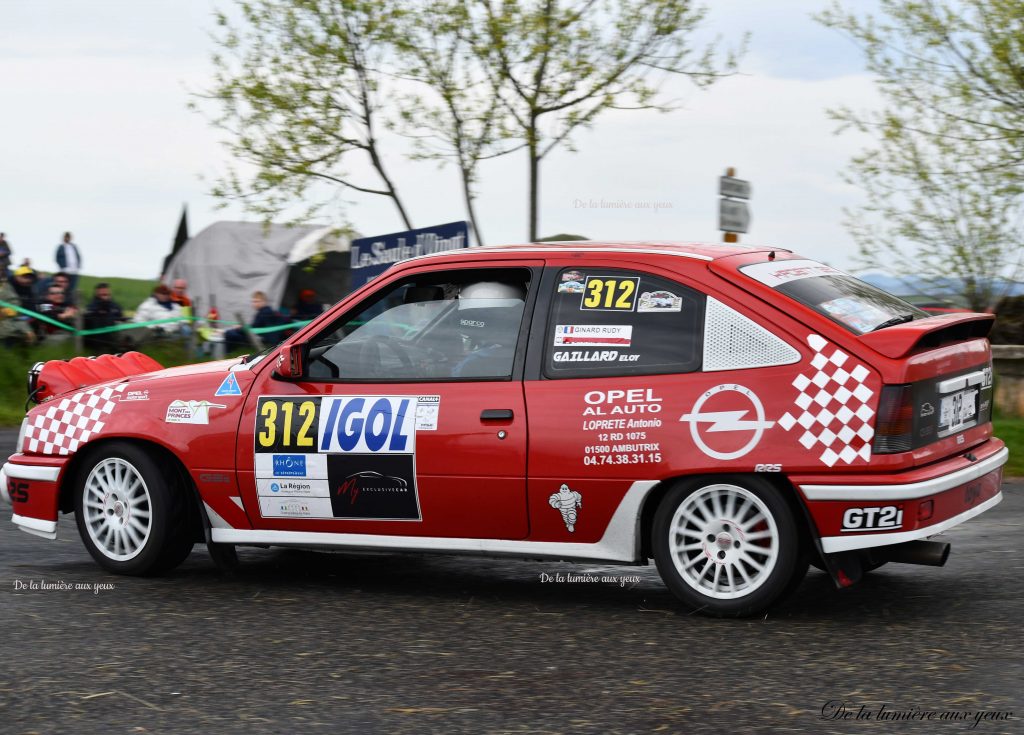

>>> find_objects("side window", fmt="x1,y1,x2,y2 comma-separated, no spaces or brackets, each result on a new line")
544,268,704,378
307,267,531,381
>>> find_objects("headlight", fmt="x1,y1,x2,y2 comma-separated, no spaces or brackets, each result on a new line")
27,361,44,404
17,418,29,453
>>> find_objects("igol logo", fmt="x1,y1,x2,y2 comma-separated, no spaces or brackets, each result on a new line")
270,483,280,493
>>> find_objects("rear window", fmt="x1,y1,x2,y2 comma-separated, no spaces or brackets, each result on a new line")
740,259,927,334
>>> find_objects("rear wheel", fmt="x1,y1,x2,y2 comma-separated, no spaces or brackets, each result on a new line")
652,477,807,617
74,442,194,575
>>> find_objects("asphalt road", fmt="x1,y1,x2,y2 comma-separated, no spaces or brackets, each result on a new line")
1,428,1021,734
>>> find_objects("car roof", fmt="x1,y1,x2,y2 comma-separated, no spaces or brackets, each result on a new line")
400,240,784,266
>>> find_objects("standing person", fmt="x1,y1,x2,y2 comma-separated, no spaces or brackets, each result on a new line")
224,291,287,350
169,278,192,309
55,232,82,292
134,284,183,334
84,282,127,352
0,233,11,276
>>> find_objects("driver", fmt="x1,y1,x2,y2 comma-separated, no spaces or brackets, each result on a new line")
450,281,527,378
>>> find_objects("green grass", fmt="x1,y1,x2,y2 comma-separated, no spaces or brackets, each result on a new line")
993,418,1024,476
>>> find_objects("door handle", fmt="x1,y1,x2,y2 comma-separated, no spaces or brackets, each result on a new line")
480,409,514,421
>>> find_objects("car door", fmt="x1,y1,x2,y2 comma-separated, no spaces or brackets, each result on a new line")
236,261,540,539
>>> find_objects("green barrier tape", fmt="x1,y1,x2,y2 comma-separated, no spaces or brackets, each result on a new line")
249,319,313,335
1,298,78,331
0,299,191,335
77,317,190,336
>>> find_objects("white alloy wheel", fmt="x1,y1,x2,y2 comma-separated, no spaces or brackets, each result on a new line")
82,457,153,562
667,483,780,600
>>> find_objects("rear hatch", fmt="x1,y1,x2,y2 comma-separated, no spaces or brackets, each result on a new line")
726,256,994,458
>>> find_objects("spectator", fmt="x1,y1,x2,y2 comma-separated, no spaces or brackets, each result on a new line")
84,282,127,352
37,271,76,306
35,283,78,337
292,288,324,321
170,278,192,309
8,265,38,310
224,291,287,350
0,277,33,346
0,232,11,275
55,232,82,291
134,284,183,334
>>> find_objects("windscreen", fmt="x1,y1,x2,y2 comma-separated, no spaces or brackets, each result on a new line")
740,259,928,334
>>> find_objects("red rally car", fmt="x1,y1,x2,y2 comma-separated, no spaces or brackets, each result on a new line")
0,243,1006,616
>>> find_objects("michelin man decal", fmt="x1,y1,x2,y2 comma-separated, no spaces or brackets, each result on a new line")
549,484,583,533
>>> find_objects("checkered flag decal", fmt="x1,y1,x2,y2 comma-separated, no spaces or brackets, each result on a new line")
25,384,127,455
777,335,875,467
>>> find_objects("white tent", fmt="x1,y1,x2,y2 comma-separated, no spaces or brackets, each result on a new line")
163,221,352,323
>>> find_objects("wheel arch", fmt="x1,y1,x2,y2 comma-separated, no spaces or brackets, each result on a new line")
637,472,818,561
58,437,206,543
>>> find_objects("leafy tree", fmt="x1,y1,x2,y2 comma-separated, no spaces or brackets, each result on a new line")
197,0,414,227
817,0,1024,311
391,1,522,246
477,0,743,241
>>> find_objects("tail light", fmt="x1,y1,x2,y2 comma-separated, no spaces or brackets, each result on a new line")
873,384,914,454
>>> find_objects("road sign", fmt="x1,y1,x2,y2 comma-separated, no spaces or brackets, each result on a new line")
350,221,470,287
719,176,751,200
719,199,750,234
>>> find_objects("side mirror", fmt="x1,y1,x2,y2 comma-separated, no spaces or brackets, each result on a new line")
273,344,305,379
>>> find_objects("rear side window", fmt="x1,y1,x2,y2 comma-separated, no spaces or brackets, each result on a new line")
741,259,928,334
544,268,704,378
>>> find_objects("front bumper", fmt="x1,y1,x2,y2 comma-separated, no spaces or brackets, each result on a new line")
2,455,67,540
795,441,1007,554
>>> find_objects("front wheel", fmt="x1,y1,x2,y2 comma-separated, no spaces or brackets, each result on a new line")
74,442,194,575
652,477,807,617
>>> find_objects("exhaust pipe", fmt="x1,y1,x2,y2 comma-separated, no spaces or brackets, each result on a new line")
875,540,951,567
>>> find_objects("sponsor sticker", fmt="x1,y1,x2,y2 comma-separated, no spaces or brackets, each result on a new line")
254,396,421,521
215,373,243,397
561,270,584,283
554,324,632,347
680,384,774,461
165,400,226,425
256,478,331,498
742,259,845,286
254,453,330,479
637,290,682,313
557,274,586,294
121,389,149,402
548,484,583,533
415,395,441,431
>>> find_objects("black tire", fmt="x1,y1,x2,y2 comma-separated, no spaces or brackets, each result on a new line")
73,441,194,576
652,476,806,617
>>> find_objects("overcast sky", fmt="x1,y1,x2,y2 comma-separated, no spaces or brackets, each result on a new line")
0,0,883,280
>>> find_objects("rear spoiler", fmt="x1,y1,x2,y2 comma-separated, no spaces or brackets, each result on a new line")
858,313,994,359
30,352,164,404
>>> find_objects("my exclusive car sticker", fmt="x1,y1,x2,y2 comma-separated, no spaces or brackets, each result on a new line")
776,334,875,467
254,395,422,521
549,484,582,532
23,383,127,455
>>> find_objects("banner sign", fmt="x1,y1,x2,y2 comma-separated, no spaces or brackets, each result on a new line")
350,221,470,287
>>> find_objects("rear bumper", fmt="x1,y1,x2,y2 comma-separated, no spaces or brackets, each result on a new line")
2,455,67,540
795,441,1007,554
